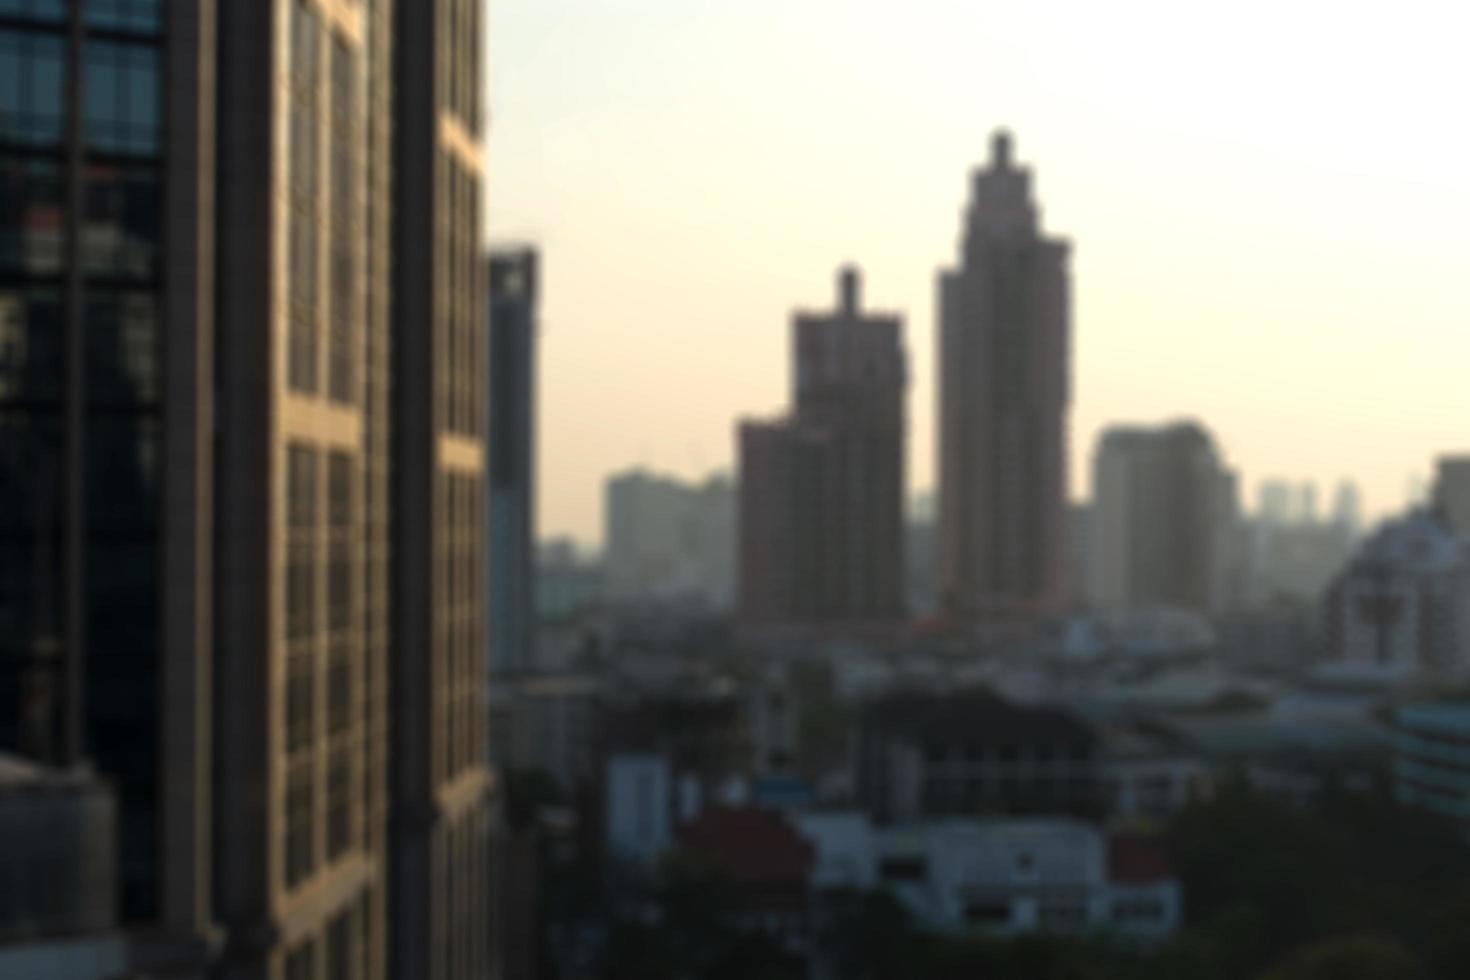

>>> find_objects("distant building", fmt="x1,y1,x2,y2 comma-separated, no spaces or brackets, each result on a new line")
1332,480,1364,536
537,538,604,625
488,248,540,675
1088,421,1238,614
489,674,604,794
1394,703,1470,830
1433,455,1470,535
854,690,1101,823
1323,511,1470,679
678,806,815,941
938,131,1071,621
605,754,675,865
1099,729,1213,824
798,815,1181,943
604,468,735,610
738,267,907,624
0,756,125,980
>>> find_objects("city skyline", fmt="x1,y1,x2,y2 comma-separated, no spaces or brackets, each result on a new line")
486,0,1470,547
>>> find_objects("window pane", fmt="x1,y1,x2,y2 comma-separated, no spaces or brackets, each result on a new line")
83,162,160,279
83,40,160,155
86,290,159,406
0,30,67,146
0,288,62,403
85,0,163,33
0,158,63,274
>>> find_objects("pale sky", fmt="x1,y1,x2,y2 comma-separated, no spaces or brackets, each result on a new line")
485,0,1470,548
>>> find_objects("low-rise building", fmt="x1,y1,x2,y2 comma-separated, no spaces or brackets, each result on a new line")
854,690,1102,823
1100,729,1213,824
1394,702,1470,829
797,814,1180,943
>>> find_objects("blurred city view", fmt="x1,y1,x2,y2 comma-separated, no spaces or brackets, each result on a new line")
4,2,1470,979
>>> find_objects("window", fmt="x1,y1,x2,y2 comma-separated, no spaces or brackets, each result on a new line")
285,939,315,980
85,290,159,406
83,40,159,155
85,0,162,33
288,2,320,393
0,288,62,403
287,445,316,639
328,641,351,734
326,743,352,860
0,29,67,146
0,1,67,24
285,760,315,887
327,908,356,980
0,159,62,274
287,653,313,752
327,36,355,404
83,163,160,280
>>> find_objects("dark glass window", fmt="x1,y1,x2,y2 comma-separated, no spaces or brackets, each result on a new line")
285,761,315,888
85,414,159,531
0,29,65,146
326,743,351,859
86,290,158,406
287,653,312,752
288,1,320,393
0,287,61,403
287,444,317,639
83,40,159,155
327,907,356,980
85,0,162,33
0,1,68,24
328,641,350,734
0,158,62,274
0,410,59,651
83,162,159,279
328,36,354,403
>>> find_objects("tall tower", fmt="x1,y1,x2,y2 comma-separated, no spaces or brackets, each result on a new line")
938,131,1071,620
488,248,538,676
214,0,396,975
739,267,907,623
0,1,218,971
392,0,495,977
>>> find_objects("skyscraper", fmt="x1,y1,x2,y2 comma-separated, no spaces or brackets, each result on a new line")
1088,422,1239,615
938,131,1071,621
488,248,538,676
738,267,907,623
0,2,491,977
391,0,494,977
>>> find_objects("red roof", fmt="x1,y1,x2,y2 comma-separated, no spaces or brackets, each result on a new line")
678,805,816,884
1108,833,1172,885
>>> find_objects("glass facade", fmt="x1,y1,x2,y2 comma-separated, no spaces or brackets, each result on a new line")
0,0,164,921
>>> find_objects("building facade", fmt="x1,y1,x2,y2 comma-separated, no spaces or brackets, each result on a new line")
604,467,735,610
1434,455,1470,536
487,248,537,677
738,267,907,623
938,131,1070,621
390,0,495,977
1322,511,1470,681
1,1,493,977
1088,421,1238,615
1394,703,1470,830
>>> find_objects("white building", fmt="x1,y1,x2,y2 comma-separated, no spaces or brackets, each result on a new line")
1323,511,1470,680
1100,730,1213,824
797,815,1181,943
604,468,736,609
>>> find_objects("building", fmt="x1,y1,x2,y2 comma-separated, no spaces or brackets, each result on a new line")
489,673,604,794
1394,703,1470,830
1099,729,1213,824
488,248,539,676
0,2,492,977
1323,511,1470,680
0,755,126,980
677,806,815,942
938,131,1071,621
853,690,1101,823
604,468,736,610
1088,421,1239,615
389,0,495,976
738,267,907,624
797,815,1181,943
1433,456,1470,536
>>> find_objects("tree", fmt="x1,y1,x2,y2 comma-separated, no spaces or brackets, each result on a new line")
1254,936,1426,980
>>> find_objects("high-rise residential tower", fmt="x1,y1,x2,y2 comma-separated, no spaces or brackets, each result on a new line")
937,131,1071,621
1088,422,1239,615
0,2,492,977
738,267,907,623
488,248,538,676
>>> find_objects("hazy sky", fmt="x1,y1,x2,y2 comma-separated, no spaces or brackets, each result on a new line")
486,0,1470,548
